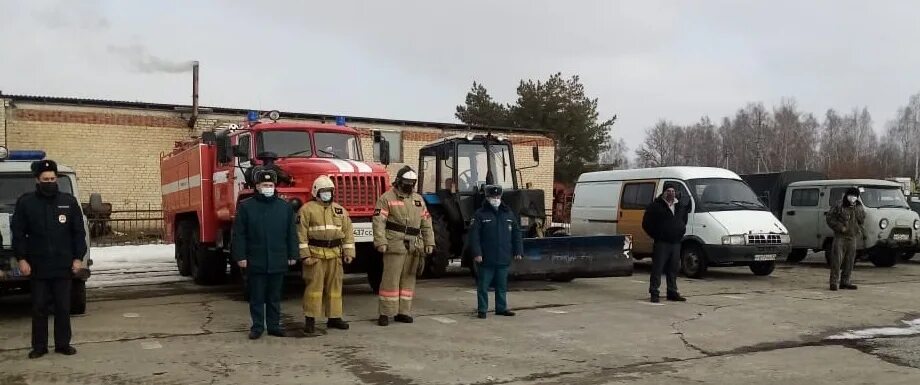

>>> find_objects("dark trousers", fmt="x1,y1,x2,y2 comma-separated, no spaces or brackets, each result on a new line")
477,265,509,313
31,278,72,351
248,272,284,333
649,241,680,296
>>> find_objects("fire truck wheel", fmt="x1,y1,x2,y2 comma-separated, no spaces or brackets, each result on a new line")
190,225,226,285
422,217,451,278
175,222,193,277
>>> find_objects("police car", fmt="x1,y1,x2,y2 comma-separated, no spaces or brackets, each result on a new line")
0,146,92,314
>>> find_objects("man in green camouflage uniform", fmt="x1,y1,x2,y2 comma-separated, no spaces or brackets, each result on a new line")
825,187,866,291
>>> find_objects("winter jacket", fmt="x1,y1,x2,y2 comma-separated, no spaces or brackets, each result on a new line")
231,194,298,274
468,201,524,267
641,196,688,244
826,200,866,239
12,191,88,279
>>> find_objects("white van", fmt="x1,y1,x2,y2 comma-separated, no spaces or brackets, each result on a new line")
571,167,790,278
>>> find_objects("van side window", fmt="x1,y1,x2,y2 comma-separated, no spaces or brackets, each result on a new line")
829,188,849,206
622,182,656,210
791,188,819,207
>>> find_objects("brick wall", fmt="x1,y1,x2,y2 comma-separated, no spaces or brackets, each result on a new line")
1,98,8,146
3,101,556,221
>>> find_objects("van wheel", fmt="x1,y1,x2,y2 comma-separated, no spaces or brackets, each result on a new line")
549,274,575,283
70,280,87,315
750,261,775,276
901,252,915,261
680,244,708,279
786,249,808,264
869,250,898,267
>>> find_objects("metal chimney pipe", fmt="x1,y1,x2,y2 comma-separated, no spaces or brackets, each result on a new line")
189,61,200,129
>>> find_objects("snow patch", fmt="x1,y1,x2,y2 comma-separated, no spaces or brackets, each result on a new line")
87,244,189,288
827,318,920,340
90,244,175,265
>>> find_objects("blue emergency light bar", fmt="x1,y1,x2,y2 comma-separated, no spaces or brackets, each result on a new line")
247,110,260,122
335,116,346,126
9,150,47,161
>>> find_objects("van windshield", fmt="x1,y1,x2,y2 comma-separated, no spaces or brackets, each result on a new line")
687,178,768,212
0,174,74,213
831,187,909,209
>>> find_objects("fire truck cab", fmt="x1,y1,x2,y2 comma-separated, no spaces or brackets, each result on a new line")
161,112,390,290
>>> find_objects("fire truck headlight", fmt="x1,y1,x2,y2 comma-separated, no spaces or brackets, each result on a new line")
0,146,8,160
268,110,281,121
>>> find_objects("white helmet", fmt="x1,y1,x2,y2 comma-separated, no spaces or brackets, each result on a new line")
312,175,335,198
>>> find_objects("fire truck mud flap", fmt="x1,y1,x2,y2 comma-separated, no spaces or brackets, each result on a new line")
510,235,633,280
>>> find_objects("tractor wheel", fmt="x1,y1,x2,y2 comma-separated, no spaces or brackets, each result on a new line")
749,261,776,276
175,222,193,277
680,243,708,279
422,216,451,278
189,225,226,285
786,248,808,264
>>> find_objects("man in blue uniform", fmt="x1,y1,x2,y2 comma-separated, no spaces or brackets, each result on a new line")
468,185,523,319
12,159,87,359
232,170,299,339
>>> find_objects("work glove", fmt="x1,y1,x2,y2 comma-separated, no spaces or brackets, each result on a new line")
288,259,297,266
425,245,434,255
344,255,354,264
302,257,319,266
376,245,387,254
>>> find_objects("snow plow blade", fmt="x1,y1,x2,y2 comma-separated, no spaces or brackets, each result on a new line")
510,235,633,279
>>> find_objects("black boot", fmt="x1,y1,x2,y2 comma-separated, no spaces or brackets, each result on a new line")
28,349,48,359
840,283,858,290
650,294,660,303
829,284,838,291
378,315,389,326
394,314,414,323
327,318,350,330
54,346,77,355
667,293,687,302
304,317,316,334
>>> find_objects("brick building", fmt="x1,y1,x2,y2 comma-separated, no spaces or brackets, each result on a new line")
0,94,556,220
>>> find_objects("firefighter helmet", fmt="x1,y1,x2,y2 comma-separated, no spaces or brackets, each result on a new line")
312,175,335,198
394,166,417,194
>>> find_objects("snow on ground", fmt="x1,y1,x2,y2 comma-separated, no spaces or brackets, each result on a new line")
88,244,190,288
827,318,920,340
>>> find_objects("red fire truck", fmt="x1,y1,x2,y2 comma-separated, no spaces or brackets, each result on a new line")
160,111,390,290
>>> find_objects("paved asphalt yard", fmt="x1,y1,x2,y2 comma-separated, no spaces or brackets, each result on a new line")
2,253,920,385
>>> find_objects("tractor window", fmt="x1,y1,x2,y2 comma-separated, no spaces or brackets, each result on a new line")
439,151,456,193
315,132,360,160
457,143,514,192
421,155,437,193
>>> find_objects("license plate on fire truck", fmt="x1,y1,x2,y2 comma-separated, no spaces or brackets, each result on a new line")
353,222,374,243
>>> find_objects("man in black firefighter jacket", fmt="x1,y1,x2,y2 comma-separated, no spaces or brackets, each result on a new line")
641,182,688,304
12,159,87,359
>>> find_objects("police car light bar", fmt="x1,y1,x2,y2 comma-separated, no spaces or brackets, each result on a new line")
7,150,47,161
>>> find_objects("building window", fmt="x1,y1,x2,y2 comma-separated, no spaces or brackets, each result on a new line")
373,130,403,163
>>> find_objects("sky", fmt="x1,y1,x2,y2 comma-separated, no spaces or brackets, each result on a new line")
2,0,919,153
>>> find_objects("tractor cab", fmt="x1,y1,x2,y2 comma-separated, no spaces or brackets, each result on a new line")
416,133,546,274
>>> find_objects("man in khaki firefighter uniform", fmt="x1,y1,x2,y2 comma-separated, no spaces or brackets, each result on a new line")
373,166,435,326
297,175,354,335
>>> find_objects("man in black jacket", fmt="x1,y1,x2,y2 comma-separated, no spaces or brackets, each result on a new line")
12,159,87,358
641,182,688,303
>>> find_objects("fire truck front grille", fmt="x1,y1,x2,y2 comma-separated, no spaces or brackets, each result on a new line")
331,175,388,215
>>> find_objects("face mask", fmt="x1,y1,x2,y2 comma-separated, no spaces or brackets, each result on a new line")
847,195,858,204
259,187,275,197
488,198,502,208
319,191,333,202
398,182,415,194
37,182,59,196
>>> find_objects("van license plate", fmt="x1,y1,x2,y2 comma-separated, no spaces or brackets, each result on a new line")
893,233,909,241
754,254,776,261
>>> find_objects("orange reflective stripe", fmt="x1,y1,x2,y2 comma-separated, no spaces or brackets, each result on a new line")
388,200,405,207
380,209,389,217
378,289,399,297
399,289,414,296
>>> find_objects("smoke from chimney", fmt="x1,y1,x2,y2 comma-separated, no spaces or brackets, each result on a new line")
107,44,195,74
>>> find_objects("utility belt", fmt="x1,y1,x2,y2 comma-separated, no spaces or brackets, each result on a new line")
386,221,421,236
309,238,344,248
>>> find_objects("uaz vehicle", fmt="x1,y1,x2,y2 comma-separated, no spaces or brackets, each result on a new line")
772,179,920,266
417,133,633,281
571,167,791,278
160,111,391,291
0,147,92,314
